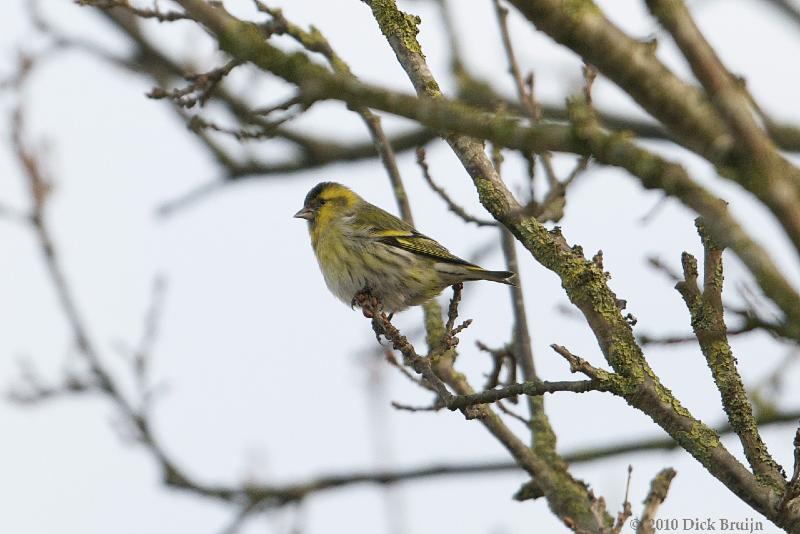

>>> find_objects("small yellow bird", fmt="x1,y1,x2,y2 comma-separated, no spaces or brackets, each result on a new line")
294,182,516,313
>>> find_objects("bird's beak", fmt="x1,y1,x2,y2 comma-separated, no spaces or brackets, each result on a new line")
293,207,314,220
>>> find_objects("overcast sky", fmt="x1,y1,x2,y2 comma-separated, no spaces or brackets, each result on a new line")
2,1,800,533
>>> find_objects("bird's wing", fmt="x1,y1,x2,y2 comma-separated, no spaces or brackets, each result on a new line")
354,204,474,266
377,232,475,266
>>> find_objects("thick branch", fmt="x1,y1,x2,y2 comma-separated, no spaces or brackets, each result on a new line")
507,0,800,258
645,0,772,162
645,0,800,259
568,99,800,341
506,0,731,160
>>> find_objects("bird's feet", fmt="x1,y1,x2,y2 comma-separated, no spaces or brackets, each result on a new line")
352,289,381,318
353,289,393,342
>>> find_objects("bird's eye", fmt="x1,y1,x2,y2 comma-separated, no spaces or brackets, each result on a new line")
318,199,327,206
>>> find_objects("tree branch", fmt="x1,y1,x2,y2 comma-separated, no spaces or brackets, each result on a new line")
637,468,677,534
415,147,496,227
254,3,415,223
445,379,609,410
675,219,785,488
644,0,800,257
568,98,800,341
358,1,614,530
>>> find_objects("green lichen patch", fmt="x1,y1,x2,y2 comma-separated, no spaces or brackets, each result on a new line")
370,0,424,57
675,421,722,465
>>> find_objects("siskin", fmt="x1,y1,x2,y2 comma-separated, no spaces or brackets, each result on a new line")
294,182,516,313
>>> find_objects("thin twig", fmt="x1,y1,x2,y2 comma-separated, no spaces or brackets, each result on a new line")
148,60,242,108
75,0,190,21
492,0,559,190
255,2,415,223
445,379,608,410
415,147,496,227
611,466,633,534
355,293,454,405
384,349,438,393
779,425,800,510
495,399,530,426
477,340,517,391
637,468,677,534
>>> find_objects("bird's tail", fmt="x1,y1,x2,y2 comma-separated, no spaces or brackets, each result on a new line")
435,262,518,286
476,269,518,286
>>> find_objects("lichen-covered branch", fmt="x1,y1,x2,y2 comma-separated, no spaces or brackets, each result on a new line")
568,98,800,341
354,281,608,531
506,0,732,160
506,0,800,260
360,0,612,530
675,220,785,488
645,0,800,259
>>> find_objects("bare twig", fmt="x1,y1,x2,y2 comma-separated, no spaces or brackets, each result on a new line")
7,90,238,511
391,400,442,413
355,293,454,406
550,344,616,384
779,425,800,511
646,256,682,283
763,0,800,28
445,379,608,410
255,2,415,223
639,323,761,346
148,60,242,108
416,147,496,227
0,202,30,224
75,0,189,21
8,358,95,404
477,340,517,391
188,114,295,141
384,349,438,393
611,466,634,534
495,399,531,426
637,468,677,534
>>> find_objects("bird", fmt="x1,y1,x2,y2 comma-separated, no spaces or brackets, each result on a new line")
294,181,516,313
